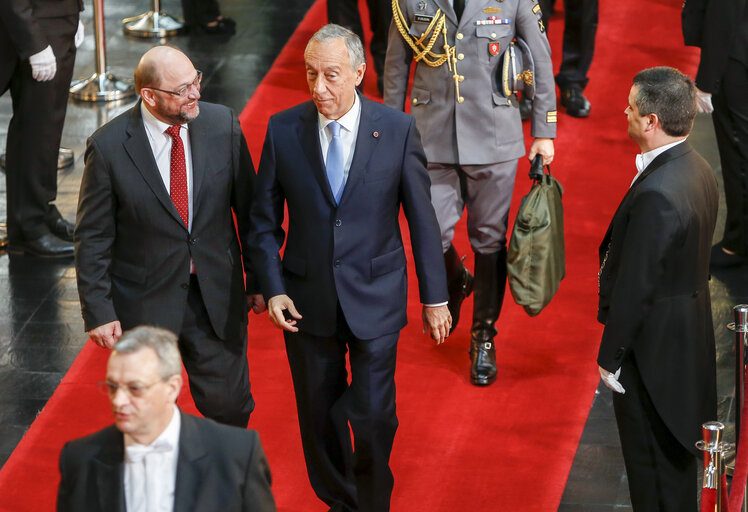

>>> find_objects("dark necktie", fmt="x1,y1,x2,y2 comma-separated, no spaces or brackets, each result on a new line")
454,0,465,20
165,125,189,227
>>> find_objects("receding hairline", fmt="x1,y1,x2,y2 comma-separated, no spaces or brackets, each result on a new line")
134,45,191,93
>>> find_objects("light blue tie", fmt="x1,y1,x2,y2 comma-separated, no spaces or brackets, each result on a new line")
326,121,345,204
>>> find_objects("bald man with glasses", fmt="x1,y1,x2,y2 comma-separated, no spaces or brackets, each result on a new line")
74,46,263,429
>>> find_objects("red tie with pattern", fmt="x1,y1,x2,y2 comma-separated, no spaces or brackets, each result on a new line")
165,125,189,228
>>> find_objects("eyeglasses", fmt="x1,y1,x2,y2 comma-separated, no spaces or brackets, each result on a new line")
99,379,164,398
146,70,203,97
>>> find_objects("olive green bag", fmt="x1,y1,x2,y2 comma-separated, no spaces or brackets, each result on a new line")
507,158,565,316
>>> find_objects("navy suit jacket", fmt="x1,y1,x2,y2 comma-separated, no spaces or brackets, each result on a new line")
57,412,276,512
249,94,448,339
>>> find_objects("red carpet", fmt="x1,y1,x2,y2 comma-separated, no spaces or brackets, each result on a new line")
0,1,700,510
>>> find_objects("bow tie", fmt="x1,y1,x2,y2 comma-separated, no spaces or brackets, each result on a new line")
125,439,173,463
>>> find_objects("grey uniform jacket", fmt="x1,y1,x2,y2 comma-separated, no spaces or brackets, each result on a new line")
384,0,557,165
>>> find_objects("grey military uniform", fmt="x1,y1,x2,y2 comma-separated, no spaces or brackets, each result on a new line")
384,0,556,251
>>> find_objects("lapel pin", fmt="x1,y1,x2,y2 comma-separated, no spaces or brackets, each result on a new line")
418,0,427,10
373,131,380,138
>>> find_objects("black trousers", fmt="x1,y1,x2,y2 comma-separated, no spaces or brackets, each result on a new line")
539,0,598,90
180,0,222,26
613,357,698,512
713,57,748,257
327,0,392,81
178,274,254,428
284,309,399,512
3,14,78,241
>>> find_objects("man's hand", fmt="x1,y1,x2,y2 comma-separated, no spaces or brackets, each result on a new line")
29,45,57,82
248,294,267,314
528,137,555,166
422,305,451,345
89,321,122,349
599,366,626,394
267,295,302,332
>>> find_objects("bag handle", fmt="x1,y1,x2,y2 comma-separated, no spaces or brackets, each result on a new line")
528,153,551,183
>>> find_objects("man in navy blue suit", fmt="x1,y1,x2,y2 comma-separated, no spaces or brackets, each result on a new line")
249,24,450,512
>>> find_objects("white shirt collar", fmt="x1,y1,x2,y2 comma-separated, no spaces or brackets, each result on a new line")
632,137,687,186
317,93,361,135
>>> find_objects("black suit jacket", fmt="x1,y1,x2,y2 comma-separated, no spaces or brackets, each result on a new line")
249,95,448,339
597,141,718,451
57,412,276,512
0,0,82,88
682,0,747,93
75,101,256,341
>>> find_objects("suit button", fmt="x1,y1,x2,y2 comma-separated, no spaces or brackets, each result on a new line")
491,32,497,38
456,33,464,40
188,237,198,245
412,97,418,104
334,260,341,268
457,53,464,60
181,283,189,290
615,347,625,359
335,219,342,227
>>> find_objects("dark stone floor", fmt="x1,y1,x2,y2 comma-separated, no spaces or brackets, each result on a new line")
0,1,746,510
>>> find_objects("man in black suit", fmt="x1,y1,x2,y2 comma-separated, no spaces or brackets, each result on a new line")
57,326,276,512
683,0,748,266
249,24,450,512
538,0,597,118
327,0,391,94
0,0,83,257
75,46,263,428
597,67,718,511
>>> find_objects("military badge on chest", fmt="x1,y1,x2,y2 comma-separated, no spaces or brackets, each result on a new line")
489,42,500,56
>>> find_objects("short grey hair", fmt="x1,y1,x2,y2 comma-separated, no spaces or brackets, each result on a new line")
633,67,697,137
114,326,182,380
306,23,365,70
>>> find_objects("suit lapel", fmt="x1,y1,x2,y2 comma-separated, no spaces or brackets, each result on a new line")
458,0,483,27
173,413,210,512
600,141,693,253
298,102,337,207
123,102,187,229
92,428,126,512
187,111,208,216
339,95,381,206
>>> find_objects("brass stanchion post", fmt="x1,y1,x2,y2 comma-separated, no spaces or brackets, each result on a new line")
122,0,184,38
70,0,135,101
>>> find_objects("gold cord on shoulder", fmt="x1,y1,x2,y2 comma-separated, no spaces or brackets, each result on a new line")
392,0,464,103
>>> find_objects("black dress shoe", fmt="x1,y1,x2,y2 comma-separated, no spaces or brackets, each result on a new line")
560,87,591,118
48,217,75,242
710,242,748,268
7,233,74,258
194,17,236,35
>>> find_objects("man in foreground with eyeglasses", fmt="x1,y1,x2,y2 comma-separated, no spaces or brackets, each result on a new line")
57,325,276,512
74,45,263,429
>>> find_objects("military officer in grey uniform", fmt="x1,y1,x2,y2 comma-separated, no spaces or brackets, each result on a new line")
384,0,556,385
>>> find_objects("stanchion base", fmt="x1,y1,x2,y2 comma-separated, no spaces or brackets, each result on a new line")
0,147,74,171
123,11,184,38
0,223,7,251
70,73,136,102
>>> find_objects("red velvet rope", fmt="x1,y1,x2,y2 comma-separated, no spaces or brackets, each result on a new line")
728,364,748,511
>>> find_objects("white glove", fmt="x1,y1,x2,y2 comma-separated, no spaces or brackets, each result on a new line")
599,366,626,394
29,45,57,82
74,20,85,48
695,88,714,114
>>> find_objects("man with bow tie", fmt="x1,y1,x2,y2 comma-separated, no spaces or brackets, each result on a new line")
249,24,450,512
596,67,718,511
57,326,276,512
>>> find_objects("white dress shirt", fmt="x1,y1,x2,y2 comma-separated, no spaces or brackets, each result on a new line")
141,103,194,231
318,93,361,183
124,405,181,512
631,137,687,188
